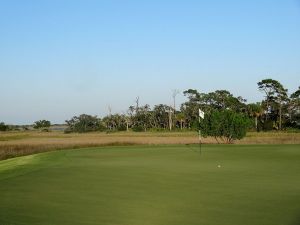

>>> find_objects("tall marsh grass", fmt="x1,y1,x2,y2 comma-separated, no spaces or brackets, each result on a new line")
1,130,300,160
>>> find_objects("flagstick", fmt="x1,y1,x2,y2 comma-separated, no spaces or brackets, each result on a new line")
198,108,204,155
199,129,202,155
199,113,201,155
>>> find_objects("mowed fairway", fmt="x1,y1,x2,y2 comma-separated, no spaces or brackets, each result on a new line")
1,145,300,225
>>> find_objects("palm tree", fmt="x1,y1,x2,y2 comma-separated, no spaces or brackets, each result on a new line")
176,112,186,130
247,103,263,131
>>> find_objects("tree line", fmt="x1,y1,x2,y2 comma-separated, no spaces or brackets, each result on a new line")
63,79,300,134
1,78,300,140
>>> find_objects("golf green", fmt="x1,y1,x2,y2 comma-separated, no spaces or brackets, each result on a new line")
1,145,300,225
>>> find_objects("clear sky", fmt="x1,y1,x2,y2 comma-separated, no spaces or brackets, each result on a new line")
0,0,300,125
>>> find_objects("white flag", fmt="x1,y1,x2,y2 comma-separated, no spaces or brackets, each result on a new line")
199,109,205,119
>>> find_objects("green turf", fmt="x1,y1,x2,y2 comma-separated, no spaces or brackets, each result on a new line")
0,145,300,225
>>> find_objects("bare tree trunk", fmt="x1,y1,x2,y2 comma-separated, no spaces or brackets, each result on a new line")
172,89,179,129
108,105,112,116
214,137,220,144
135,96,139,113
266,101,269,120
169,110,172,131
255,117,258,131
279,104,282,130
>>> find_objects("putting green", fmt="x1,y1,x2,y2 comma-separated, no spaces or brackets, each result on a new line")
0,145,300,225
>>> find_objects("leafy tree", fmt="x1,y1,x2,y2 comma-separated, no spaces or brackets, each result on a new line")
183,89,201,102
258,79,277,117
181,89,247,129
152,104,172,129
103,113,128,131
181,89,202,128
257,79,288,130
204,90,247,112
201,110,250,143
132,104,153,131
65,114,103,133
276,85,289,130
0,122,9,131
291,86,300,99
247,103,263,131
33,120,51,130
176,112,186,130
289,86,300,127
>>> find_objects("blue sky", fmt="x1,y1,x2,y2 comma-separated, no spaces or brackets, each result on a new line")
0,0,300,124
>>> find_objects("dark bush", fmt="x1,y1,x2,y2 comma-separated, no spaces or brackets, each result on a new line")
132,125,144,132
0,122,9,131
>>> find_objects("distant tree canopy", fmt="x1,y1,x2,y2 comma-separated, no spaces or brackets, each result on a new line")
181,89,247,129
289,86,300,128
0,77,286,141
65,114,103,133
33,120,51,130
0,122,9,131
258,79,289,129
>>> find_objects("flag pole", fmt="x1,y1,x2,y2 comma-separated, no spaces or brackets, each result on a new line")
199,128,202,155
198,109,204,155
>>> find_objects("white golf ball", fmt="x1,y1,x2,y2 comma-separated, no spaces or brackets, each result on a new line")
218,165,221,168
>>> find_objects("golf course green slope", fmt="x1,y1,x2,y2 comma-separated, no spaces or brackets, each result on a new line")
1,145,300,225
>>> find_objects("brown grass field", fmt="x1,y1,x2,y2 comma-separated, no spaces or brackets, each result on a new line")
1,130,300,160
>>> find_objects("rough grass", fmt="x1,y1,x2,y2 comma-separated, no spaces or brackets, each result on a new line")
0,134,29,141
1,130,300,160
0,145,300,225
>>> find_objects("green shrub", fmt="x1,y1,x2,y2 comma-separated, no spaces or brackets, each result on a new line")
132,126,144,132
33,120,51,129
65,114,102,133
263,120,274,131
0,122,9,131
201,110,251,143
